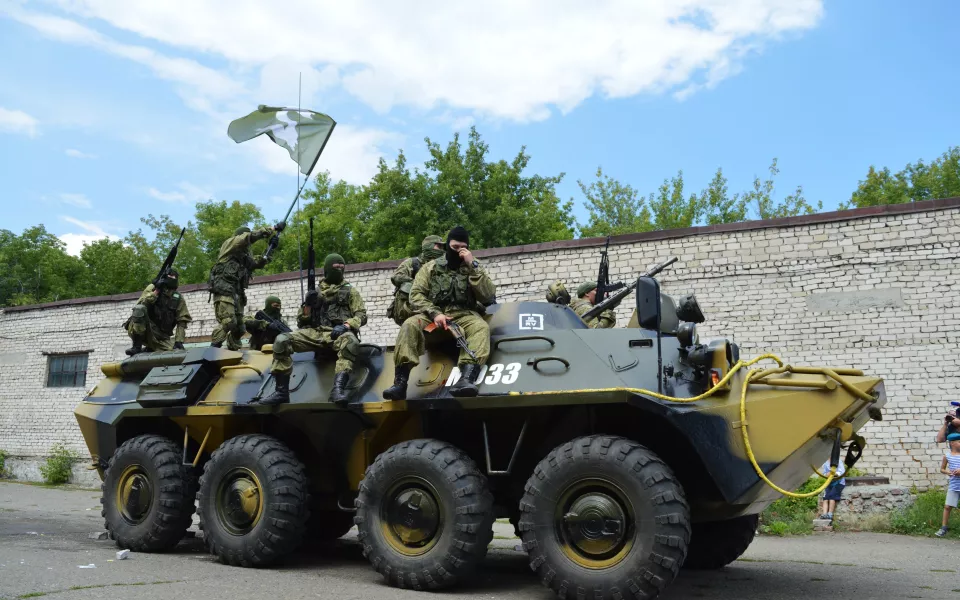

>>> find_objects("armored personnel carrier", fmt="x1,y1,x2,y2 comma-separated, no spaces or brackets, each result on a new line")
75,258,885,600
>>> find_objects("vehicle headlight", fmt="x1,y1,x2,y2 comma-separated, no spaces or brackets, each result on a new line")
678,322,698,347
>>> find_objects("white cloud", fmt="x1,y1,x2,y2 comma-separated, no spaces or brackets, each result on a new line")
147,181,214,204
65,148,97,159
0,106,38,136
59,193,92,208
39,0,823,121
58,216,120,255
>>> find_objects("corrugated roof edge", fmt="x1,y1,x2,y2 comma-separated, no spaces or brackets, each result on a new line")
4,196,958,314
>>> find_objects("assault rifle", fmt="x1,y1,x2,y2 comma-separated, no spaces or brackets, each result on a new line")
424,321,478,361
580,256,679,322
302,217,321,320
595,236,625,304
254,310,292,334
153,227,185,288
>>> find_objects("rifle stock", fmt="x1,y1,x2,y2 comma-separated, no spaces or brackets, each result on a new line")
580,256,679,322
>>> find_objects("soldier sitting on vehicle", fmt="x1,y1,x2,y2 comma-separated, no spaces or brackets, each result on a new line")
545,280,571,305
208,223,279,351
243,295,287,351
254,254,367,406
383,226,496,400
570,282,618,329
124,269,192,355
387,234,444,326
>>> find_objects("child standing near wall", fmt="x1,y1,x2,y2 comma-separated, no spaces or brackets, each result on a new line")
935,433,960,538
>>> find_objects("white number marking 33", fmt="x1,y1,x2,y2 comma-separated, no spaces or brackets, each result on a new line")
444,363,522,387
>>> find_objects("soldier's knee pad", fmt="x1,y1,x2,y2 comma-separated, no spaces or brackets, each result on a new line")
273,333,292,355
130,304,148,322
338,333,360,360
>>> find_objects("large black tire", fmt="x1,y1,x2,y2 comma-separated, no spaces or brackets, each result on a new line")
518,435,690,600
198,434,309,567
683,514,758,570
355,439,494,590
307,510,356,541
101,434,197,552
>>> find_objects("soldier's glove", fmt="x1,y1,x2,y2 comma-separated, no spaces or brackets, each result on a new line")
329,324,349,340
274,221,286,232
266,321,283,335
173,341,185,350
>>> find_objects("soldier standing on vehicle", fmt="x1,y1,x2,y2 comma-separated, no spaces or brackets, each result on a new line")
570,282,617,329
208,224,279,350
124,270,192,355
383,226,495,400
243,295,287,351
254,254,367,406
387,235,444,326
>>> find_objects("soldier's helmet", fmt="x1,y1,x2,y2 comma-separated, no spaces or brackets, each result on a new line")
546,280,571,305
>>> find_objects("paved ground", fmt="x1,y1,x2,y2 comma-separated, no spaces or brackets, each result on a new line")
1,481,958,600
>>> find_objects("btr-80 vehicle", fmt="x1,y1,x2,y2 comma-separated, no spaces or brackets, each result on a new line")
75,257,886,600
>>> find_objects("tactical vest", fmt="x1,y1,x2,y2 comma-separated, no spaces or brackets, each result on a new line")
427,257,475,311
310,285,354,328
149,291,180,336
209,253,255,297
386,257,421,323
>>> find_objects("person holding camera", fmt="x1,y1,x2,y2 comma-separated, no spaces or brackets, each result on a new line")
936,404,960,444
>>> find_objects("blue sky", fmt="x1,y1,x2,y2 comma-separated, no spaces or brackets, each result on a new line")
1,1,957,254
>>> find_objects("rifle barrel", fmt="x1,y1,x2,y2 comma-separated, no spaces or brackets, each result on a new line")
579,256,678,322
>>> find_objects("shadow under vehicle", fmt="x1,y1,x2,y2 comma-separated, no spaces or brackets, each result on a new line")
75,257,886,600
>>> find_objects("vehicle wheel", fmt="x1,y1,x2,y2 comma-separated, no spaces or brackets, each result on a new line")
518,435,690,600
101,434,197,552
355,439,494,590
198,434,309,567
307,510,355,541
683,514,758,570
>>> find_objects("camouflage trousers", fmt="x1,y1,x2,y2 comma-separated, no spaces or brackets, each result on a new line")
126,305,174,352
211,295,245,351
270,328,360,376
394,312,489,367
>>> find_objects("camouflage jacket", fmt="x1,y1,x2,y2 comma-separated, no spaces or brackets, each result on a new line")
137,284,192,341
298,280,367,332
209,227,272,298
387,256,426,324
243,312,288,350
410,256,495,318
570,297,616,329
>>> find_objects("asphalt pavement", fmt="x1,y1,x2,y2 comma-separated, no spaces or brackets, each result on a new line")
1,481,958,600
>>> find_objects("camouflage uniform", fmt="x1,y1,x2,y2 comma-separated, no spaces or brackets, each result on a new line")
570,297,617,329
394,255,496,367
208,227,272,350
243,295,287,351
387,235,444,326
270,281,367,376
126,283,192,351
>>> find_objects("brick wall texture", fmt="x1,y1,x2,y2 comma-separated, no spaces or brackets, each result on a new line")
2,202,958,489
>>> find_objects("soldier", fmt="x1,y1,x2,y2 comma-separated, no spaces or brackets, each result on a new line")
569,282,617,329
208,224,279,350
124,269,192,355
386,234,444,326
254,254,367,406
243,295,287,351
545,280,571,305
383,226,495,400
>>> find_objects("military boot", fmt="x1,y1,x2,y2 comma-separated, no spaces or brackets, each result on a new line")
382,364,412,401
253,372,290,406
329,371,351,406
125,338,144,356
449,364,481,398
210,341,223,348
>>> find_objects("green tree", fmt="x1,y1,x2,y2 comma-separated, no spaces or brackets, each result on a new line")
78,237,156,297
647,171,703,230
701,168,748,225
746,159,821,220
0,225,85,306
842,147,960,209
576,167,653,238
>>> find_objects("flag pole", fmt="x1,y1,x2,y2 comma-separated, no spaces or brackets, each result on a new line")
294,72,305,303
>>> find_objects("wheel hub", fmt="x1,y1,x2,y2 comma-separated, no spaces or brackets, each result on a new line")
556,479,635,569
381,478,443,556
116,465,153,525
216,468,263,535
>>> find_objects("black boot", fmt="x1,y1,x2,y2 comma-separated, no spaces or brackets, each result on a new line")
382,365,412,401
449,364,481,398
329,371,351,406
210,341,223,348
125,338,144,356
254,372,290,406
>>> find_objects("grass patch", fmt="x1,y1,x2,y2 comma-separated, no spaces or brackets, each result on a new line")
39,443,79,485
0,449,9,478
889,490,960,539
758,477,823,536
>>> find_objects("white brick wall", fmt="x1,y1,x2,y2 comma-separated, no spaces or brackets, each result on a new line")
2,203,958,489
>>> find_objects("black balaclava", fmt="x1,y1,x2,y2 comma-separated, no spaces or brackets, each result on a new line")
163,269,179,291
445,226,469,269
324,253,346,285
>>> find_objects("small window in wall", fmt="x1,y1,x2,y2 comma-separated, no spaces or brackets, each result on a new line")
46,353,89,387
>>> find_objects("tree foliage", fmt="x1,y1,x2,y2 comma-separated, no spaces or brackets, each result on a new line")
841,147,960,209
